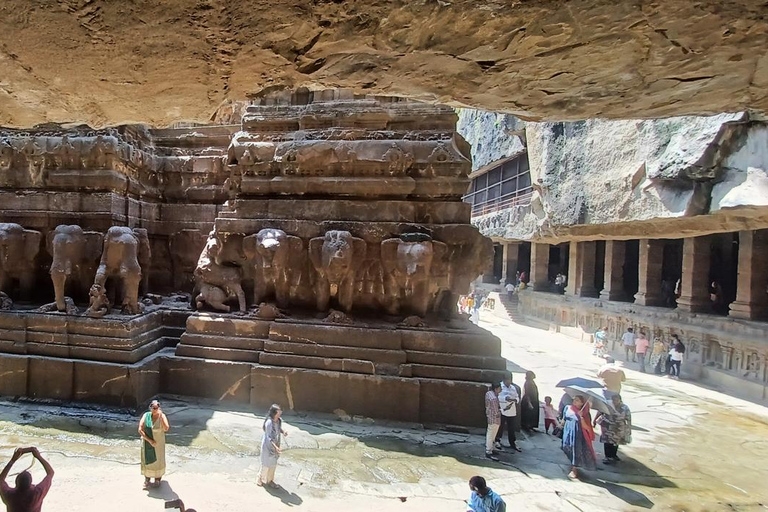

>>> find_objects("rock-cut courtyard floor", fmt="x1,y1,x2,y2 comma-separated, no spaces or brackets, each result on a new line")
1,316,767,511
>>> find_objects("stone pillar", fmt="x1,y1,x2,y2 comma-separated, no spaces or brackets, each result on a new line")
502,242,520,284
566,242,579,295
677,236,712,313
600,240,626,301
568,242,597,297
634,239,664,306
729,230,768,320
530,243,550,291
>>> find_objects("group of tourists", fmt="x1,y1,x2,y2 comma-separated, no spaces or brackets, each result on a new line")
594,326,686,378
485,366,633,482
484,371,541,461
560,393,632,479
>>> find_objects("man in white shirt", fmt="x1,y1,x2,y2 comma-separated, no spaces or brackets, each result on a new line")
621,327,636,362
505,282,515,298
494,374,522,452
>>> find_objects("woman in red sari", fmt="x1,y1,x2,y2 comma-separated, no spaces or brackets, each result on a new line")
561,396,597,479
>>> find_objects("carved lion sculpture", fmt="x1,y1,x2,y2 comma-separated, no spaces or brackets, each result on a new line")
381,233,447,318
94,226,143,315
85,283,111,318
309,230,366,313
193,231,246,313
0,223,42,301
242,228,304,308
48,225,103,313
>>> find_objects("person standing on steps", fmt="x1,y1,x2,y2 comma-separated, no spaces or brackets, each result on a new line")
622,327,636,362
505,281,515,298
259,404,288,488
0,447,54,512
495,375,522,452
484,383,502,461
520,371,540,432
139,399,170,490
635,331,650,373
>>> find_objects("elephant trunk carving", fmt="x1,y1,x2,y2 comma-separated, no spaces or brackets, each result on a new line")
0,223,41,301
93,226,143,315
309,230,366,313
243,228,303,308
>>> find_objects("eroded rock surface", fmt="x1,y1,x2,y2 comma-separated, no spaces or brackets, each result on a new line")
474,114,768,241
0,1,767,127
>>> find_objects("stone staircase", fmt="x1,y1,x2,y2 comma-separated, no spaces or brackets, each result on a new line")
492,292,525,324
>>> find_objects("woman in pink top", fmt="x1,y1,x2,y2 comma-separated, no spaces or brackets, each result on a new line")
635,332,650,373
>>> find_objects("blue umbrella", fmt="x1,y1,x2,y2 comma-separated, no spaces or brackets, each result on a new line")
555,377,604,389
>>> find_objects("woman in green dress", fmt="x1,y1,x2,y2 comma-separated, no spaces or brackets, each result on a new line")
138,399,171,489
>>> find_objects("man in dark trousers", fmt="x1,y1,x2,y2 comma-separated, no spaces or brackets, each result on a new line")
0,447,54,512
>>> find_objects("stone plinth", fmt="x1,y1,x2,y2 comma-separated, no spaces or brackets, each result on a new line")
0,309,175,364
176,313,506,385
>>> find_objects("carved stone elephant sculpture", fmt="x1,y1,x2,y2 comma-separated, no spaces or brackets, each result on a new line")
133,228,152,295
93,226,143,315
309,230,366,313
243,228,304,308
381,233,447,318
0,223,42,300
48,225,104,312
193,231,246,313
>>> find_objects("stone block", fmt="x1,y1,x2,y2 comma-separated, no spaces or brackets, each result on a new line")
28,358,74,401
409,364,506,383
161,357,252,403
270,322,402,350
249,367,292,409
130,357,162,406
400,329,501,357
405,350,507,370
419,379,487,427
174,344,260,363
186,314,272,337
72,361,133,407
260,352,343,372
264,340,407,364
0,356,28,397
278,369,421,422
180,333,265,351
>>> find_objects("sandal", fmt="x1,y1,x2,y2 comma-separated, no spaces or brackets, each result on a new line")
257,480,264,487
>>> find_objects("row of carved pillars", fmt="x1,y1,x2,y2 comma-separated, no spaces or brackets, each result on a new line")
526,230,768,321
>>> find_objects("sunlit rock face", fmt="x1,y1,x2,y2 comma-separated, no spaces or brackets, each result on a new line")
470,113,768,241
0,0,767,127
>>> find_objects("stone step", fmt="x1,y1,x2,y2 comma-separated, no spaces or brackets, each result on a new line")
186,315,271,337
405,350,506,370
409,364,507,384
400,329,501,357
263,340,406,365
179,332,265,351
174,344,260,363
269,322,402,350
259,352,375,375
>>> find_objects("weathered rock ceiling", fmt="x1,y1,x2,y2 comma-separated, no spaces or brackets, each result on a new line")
1,0,766,128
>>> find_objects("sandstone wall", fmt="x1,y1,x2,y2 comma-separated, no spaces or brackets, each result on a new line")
1,1,767,126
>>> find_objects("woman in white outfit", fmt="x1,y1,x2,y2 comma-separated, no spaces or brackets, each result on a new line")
259,404,288,488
